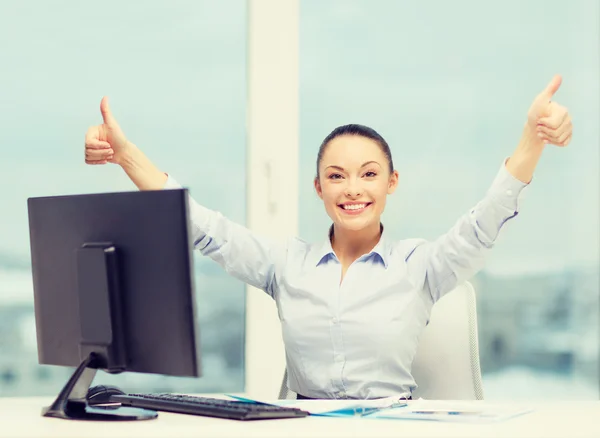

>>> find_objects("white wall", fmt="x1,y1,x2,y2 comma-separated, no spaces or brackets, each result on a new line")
245,0,299,398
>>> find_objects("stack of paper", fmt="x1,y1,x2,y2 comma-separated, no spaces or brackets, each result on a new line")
225,394,532,423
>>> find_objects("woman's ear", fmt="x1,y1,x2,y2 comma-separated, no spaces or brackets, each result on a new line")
314,177,324,200
387,170,399,195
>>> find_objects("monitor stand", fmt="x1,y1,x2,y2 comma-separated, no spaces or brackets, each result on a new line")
42,243,157,420
42,352,157,421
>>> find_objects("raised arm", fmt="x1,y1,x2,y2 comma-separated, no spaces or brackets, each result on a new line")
84,97,285,297
406,76,572,302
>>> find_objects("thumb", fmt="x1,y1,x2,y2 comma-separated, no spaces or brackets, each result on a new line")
100,96,118,126
540,75,562,100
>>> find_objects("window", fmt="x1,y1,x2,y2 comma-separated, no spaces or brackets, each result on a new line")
0,0,247,396
299,0,599,399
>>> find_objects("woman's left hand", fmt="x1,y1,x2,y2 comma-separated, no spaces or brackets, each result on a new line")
527,75,572,147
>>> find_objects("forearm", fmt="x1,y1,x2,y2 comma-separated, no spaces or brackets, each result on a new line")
119,142,168,191
506,124,546,184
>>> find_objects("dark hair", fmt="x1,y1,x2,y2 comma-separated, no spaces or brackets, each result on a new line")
316,124,394,179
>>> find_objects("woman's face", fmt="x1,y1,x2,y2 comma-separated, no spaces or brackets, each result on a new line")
315,135,398,233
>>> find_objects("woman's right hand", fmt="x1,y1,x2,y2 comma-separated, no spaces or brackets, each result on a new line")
84,96,130,166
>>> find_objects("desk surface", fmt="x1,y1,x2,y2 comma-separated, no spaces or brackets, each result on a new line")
1,397,599,438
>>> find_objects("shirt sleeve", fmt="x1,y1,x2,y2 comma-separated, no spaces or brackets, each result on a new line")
405,159,528,302
163,174,285,298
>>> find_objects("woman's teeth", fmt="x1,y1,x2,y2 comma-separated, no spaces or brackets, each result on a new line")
342,203,367,210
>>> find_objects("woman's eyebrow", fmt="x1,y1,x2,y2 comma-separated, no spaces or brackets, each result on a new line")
360,161,380,168
325,161,381,171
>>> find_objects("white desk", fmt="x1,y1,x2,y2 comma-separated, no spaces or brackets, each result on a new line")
1,397,599,438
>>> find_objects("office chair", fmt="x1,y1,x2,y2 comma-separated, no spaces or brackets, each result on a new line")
278,281,484,400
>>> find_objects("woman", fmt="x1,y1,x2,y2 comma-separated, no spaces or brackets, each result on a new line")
84,76,572,400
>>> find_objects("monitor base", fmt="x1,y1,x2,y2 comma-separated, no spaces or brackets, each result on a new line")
43,402,158,421
42,352,157,421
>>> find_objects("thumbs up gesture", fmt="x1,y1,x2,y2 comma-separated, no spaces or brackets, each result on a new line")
84,97,130,165
527,75,572,147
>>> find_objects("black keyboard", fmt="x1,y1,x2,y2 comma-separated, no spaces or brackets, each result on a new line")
111,393,309,421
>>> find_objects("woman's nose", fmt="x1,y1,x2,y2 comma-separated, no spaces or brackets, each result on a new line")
344,180,363,198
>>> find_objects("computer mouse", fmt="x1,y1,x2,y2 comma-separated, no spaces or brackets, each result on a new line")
86,384,126,405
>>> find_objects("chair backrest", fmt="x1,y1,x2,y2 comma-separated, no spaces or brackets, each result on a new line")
410,281,484,400
278,281,484,400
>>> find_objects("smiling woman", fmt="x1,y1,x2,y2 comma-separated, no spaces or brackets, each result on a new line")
82,71,573,399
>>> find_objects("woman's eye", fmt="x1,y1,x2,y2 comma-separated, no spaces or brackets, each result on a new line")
364,171,377,177
328,173,343,180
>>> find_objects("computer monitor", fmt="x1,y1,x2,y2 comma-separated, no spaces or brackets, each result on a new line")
27,188,201,421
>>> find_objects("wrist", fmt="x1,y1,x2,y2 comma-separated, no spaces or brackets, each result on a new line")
505,124,545,184
118,141,139,171
518,123,546,155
